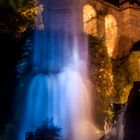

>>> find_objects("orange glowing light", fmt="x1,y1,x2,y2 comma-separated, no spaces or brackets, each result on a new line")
83,4,97,35
105,15,117,58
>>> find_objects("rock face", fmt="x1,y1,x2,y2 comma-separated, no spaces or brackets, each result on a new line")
124,81,140,140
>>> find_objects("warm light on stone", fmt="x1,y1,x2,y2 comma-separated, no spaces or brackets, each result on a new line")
83,4,97,35
105,15,117,58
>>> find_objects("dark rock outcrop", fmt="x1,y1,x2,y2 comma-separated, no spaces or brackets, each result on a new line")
124,81,140,140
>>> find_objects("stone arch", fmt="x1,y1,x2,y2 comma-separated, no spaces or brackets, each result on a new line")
105,14,117,58
83,4,97,35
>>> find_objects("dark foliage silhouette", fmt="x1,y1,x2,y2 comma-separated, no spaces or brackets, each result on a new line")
25,119,61,140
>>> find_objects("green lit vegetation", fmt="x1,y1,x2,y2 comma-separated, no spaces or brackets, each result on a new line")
88,35,140,129
112,56,133,104
88,35,114,128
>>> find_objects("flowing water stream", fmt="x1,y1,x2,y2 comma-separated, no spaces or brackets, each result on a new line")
19,0,98,140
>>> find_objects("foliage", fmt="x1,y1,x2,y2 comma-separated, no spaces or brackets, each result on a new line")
18,1,44,32
0,0,24,8
88,35,114,96
112,56,133,104
88,35,114,128
0,0,43,38
111,50,140,104
0,4,24,38
25,119,61,140
16,29,33,79
128,51,140,81
88,35,138,129
0,1,40,139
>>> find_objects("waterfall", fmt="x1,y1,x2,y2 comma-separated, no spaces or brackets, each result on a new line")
100,104,126,140
19,0,98,140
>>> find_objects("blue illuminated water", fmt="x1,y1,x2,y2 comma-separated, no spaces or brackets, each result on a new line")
19,0,98,140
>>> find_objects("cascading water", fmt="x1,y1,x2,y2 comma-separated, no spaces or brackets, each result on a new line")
19,0,98,140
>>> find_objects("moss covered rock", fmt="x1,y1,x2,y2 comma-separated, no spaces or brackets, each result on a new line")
88,35,114,128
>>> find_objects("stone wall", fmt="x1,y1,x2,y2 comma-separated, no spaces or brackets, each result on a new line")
84,0,140,59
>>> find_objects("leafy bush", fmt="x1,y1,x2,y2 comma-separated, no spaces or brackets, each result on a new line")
112,56,132,104
88,35,114,128
87,35,137,128
25,119,61,140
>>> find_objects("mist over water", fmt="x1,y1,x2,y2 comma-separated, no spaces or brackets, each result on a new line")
19,0,98,140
